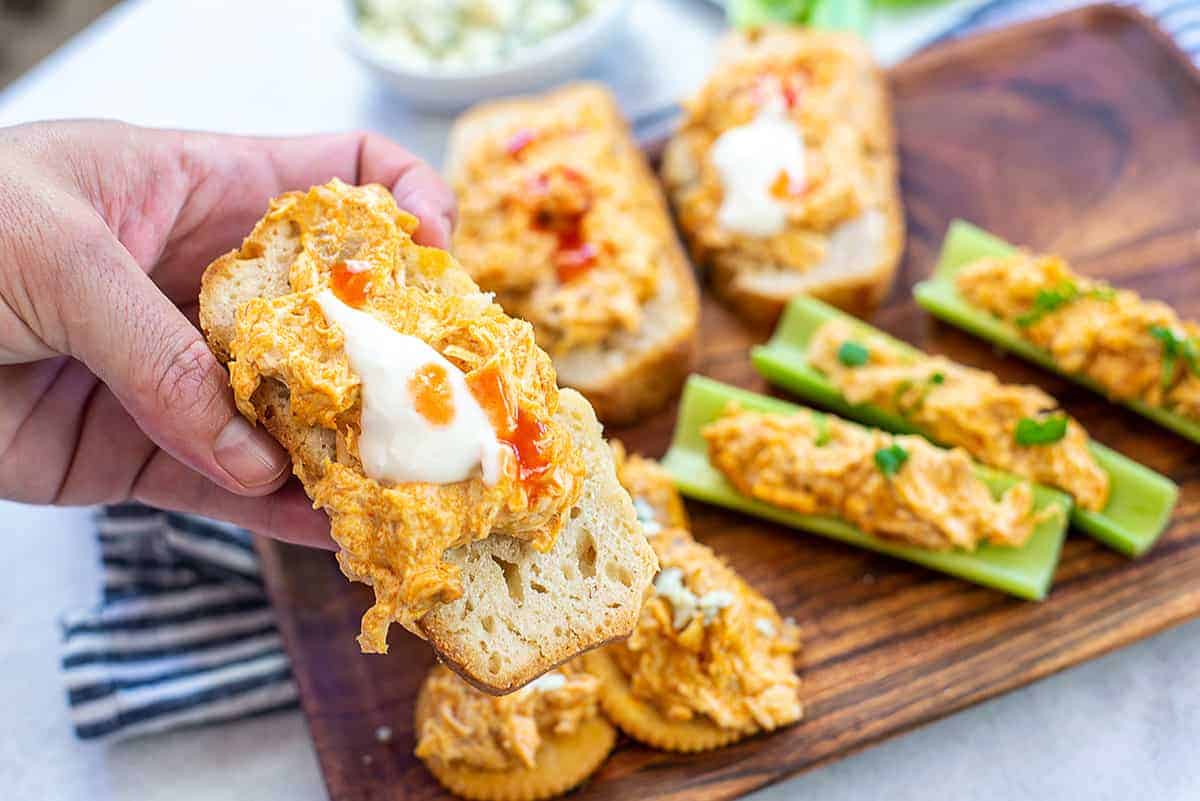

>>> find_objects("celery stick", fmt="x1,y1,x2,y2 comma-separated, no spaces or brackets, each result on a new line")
662,376,1071,601
751,295,1179,556
914,220,1200,445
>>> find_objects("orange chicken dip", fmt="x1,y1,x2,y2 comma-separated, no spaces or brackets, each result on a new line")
807,319,1110,510
611,441,690,533
957,251,1200,423
662,28,892,277
592,445,801,749
413,663,615,801
415,664,604,772
611,530,801,734
703,405,1042,551
451,84,672,354
223,179,584,651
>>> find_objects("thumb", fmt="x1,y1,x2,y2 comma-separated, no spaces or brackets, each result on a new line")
66,229,290,496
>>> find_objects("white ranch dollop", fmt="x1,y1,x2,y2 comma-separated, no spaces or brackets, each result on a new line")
709,97,806,237
316,290,503,486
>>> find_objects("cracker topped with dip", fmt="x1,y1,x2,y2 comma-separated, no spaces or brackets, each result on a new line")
585,446,802,752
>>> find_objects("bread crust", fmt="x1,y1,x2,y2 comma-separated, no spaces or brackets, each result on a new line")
447,83,700,426
662,29,904,326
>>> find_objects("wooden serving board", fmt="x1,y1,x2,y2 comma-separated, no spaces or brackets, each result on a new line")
256,7,1200,800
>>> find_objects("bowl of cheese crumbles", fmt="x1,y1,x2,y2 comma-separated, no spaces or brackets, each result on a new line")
345,0,631,110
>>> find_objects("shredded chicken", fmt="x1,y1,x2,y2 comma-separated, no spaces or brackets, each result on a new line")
452,86,667,354
704,404,1043,551
666,28,888,273
957,251,1200,422
808,319,1110,510
611,529,802,732
415,664,601,771
611,441,690,532
225,180,585,649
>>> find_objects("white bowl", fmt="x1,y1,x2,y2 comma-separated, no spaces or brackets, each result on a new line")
342,0,632,112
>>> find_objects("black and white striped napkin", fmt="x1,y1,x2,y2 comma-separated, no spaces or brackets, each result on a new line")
62,505,297,740
60,0,1200,742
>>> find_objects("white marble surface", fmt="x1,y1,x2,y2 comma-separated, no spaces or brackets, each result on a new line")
0,1,1197,799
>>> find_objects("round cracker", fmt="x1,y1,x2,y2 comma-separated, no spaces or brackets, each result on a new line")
414,676,616,801
581,649,754,753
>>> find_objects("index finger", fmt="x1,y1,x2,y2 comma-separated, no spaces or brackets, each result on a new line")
151,128,457,302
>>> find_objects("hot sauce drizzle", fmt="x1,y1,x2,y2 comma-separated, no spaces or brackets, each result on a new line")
554,232,598,283
466,365,551,496
506,128,538,158
754,72,807,110
526,165,598,284
505,408,551,492
408,362,456,426
331,260,372,307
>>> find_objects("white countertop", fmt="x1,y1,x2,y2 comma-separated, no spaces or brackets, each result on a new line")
1,1,1197,799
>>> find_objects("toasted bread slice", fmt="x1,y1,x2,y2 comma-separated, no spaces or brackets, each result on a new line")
662,28,904,325
447,83,700,425
199,181,657,694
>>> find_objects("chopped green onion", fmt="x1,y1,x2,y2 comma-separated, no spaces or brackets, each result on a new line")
930,372,946,385
814,413,831,446
1015,415,1069,446
891,379,914,414
837,340,870,367
1149,325,1199,390
1015,281,1079,327
1151,325,1180,389
874,444,909,476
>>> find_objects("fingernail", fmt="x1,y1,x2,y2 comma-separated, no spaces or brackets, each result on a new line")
214,416,289,489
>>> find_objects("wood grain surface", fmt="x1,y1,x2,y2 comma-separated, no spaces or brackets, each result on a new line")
256,7,1200,800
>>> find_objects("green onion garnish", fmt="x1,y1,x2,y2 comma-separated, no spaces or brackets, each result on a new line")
837,341,870,367
1014,415,1069,446
874,444,909,476
814,413,831,446
930,372,946,385
1150,325,1199,389
1015,281,1079,327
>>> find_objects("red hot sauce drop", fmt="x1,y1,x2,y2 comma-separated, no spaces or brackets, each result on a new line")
466,365,552,497
526,165,598,284
331,260,372,308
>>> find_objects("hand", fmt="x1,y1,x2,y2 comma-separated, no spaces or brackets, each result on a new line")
0,120,456,548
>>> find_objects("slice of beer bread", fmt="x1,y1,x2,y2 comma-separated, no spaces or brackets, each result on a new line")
199,185,657,694
446,84,700,426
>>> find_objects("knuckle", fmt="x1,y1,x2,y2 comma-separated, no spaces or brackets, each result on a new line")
150,336,227,422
